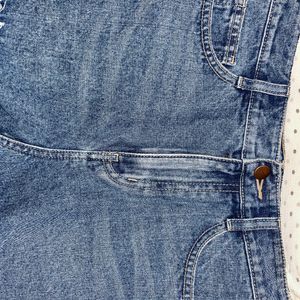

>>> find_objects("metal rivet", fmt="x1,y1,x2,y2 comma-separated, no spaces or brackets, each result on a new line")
253,165,271,180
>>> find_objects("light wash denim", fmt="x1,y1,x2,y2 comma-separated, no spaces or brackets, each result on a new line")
0,0,300,299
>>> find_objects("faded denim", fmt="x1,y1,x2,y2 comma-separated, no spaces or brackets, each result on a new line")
0,0,300,299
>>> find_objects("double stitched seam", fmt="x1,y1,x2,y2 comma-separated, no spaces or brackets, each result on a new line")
242,0,283,160
230,0,247,63
228,217,280,299
227,218,280,231
238,77,288,96
182,223,227,300
200,0,288,96
182,217,280,300
240,162,283,298
141,179,239,187
229,225,279,230
222,1,235,65
103,161,240,193
252,81,287,89
271,229,290,299
253,0,290,96
270,165,289,300
0,133,284,165
0,133,242,163
239,84,287,97
222,0,248,65
243,158,283,167
240,161,246,218
240,160,259,299
239,226,278,230
276,232,291,299
116,152,241,163
0,134,118,162
201,0,238,85
241,90,255,160
275,164,291,298
255,0,287,159
243,232,259,300
255,0,276,80
228,218,278,223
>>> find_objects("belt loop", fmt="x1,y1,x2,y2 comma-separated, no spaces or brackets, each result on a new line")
235,75,289,97
236,76,244,89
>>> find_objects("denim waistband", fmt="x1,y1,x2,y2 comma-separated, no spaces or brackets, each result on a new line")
0,132,283,219
0,132,282,165
0,133,119,162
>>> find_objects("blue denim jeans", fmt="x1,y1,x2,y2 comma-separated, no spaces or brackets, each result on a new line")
0,0,300,299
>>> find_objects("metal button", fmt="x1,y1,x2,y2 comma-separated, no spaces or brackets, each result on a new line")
253,165,271,180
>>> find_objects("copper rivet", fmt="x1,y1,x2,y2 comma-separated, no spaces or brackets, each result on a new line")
253,165,271,180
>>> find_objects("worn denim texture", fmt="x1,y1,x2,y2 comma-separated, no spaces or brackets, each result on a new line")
0,0,300,299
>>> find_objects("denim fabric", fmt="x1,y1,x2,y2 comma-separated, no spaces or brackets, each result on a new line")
0,0,300,299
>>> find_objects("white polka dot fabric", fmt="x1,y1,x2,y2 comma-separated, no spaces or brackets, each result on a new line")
281,39,300,300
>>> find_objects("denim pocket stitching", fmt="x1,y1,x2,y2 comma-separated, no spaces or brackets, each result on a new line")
275,157,291,298
244,229,290,299
183,219,282,300
116,151,242,163
102,160,240,193
0,133,119,161
243,232,259,299
275,227,291,299
142,179,239,187
222,0,248,66
199,0,289,97
226,217,280,231
182,222,228,300
200,0,238,86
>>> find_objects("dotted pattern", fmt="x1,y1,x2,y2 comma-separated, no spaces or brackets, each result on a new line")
281,40,300,300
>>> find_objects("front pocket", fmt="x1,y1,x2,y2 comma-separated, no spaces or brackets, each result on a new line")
182,221,229,300
182,217,283,300
197,0,290,97
102,151,241,195
199,0,248,86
